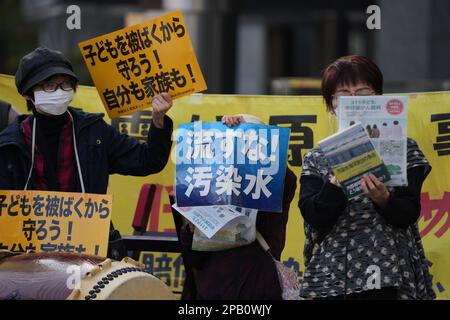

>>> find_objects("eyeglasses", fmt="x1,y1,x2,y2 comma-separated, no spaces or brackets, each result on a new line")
332,88,375,99
38,80,75,92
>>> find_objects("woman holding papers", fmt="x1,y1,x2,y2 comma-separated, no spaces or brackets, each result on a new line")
298,55,435,300
179,114,297,300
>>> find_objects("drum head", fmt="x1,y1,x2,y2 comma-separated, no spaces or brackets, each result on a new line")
68,257,176,300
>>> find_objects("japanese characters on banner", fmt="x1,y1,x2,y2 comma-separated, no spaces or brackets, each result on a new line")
175,122,290,212
78,10,207,118
1,75,449,299
0,190,112,256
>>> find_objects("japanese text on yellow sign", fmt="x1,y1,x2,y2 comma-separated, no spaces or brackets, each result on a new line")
78,10,207,119
0,190,112,257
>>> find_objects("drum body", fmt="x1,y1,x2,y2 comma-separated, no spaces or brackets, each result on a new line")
0,251,175,300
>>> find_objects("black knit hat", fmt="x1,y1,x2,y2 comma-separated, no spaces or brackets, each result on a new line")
15,47,78,95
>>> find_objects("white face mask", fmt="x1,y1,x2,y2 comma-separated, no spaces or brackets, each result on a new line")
32,89,74,115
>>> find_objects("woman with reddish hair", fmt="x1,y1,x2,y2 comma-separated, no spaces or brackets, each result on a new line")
298,55,435,300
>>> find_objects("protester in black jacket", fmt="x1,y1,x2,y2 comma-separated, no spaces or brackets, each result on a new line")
0,47,174,260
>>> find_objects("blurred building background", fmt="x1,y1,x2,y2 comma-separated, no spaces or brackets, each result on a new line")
1,0,450,95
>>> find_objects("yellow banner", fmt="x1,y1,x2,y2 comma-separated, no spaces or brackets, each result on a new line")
78,10,207,119
0,190,112,257
1,75,449,299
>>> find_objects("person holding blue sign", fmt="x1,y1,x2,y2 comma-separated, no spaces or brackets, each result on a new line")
178,114,297,300
298,55,435,300
0,47,174,260
175,114,291,212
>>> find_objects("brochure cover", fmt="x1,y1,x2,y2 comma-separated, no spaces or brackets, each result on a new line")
319,123,391,199
338,95,408,186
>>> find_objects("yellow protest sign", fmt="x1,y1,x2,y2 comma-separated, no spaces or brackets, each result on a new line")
78,10,207,119
0,190,112,257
